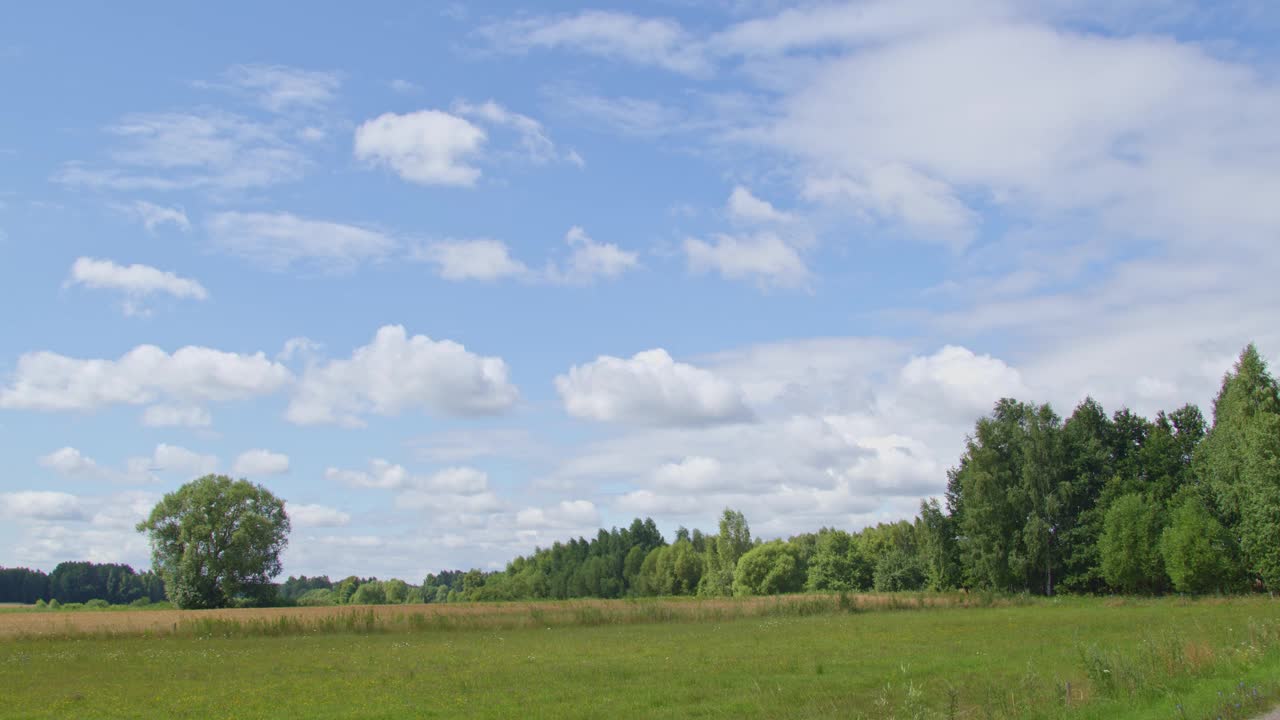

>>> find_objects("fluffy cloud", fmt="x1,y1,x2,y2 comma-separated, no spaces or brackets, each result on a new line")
766,20,1280,250
232,449,290,476
727,186,791,224
650,456,727,492
416,227,638,285
326,459,409,490
939,258,1280,419
354,110,486,187
555,413,878,493
0,343,291,413
327,463,494,508
1,490,159,568
417,467,490,495
515,499,599,529
287,325,518,426
544,338,1016,538
66,257,208,314
684,233,809,288
499,6,1280,258
320,461,512,531
38,447,104,478
0,491,85,521
394,467,505,515
699,337,906,410
38,444,214,484
555,330,1267,544
546,226,639,285
414,239,529,281
286,503,351,528
206,211,397,272
395,489,506,514
804,167,976,248
555,349,752,426
896,345,1029,420
133,444,218,479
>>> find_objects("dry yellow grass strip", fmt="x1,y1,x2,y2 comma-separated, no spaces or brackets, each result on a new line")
0,592,1008,639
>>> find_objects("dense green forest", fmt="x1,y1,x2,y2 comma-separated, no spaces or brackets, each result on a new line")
7,344,1279,608
0,562,166,605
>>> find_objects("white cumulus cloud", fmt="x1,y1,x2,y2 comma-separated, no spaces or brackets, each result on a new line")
896,345,1029,420
415,239,529,281
684,233,809,288
134,444,218,479
0,343,292,413
288,326,518,426
287,502,351,528
546,226,640,285
515,499,600,529
416,466,490,495
556,348,752,426
354,110,486,187
66,257,208,315
394,467,504,514
0,491,85,521
38,447,104,478
232,449,291,476
804,167,976,249
728,186,792,224
39,445,214,485
326,459,409,490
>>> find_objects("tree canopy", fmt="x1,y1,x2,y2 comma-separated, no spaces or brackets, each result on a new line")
136,475,290,609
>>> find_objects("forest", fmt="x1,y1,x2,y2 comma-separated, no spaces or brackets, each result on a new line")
0,562,166,606
5,344,1278,608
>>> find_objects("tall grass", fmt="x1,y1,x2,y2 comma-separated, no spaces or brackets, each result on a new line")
4,595,1278,720
861,615,1280,719
7,591,1038,641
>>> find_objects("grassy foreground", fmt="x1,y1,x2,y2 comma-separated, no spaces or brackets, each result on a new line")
1,595,1278,719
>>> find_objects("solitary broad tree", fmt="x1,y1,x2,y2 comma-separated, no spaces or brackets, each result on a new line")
136,475,290,609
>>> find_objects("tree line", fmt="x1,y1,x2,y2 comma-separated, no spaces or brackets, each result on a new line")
0,562,166,605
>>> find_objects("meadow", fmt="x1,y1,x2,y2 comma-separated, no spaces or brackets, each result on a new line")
2,594,1279,719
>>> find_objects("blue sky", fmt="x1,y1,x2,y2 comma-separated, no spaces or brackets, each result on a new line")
2,1,1279,582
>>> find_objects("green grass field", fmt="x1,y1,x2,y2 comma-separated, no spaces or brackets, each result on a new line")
2,595,1278,719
